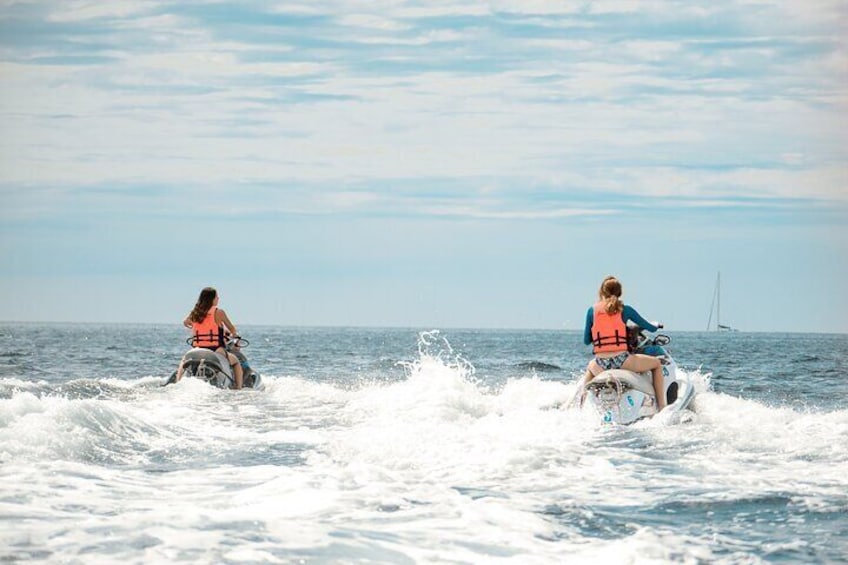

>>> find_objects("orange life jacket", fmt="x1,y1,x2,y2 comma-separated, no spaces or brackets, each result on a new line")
192,307,223,349
591,301,628,354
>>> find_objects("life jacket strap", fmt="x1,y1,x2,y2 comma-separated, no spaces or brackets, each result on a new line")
593,329,627,347
191,328,224,348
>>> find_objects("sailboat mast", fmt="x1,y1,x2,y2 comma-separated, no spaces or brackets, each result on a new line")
717,271,721,331
706,271,719,331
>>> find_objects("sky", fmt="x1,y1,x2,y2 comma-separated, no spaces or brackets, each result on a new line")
1,0,846,333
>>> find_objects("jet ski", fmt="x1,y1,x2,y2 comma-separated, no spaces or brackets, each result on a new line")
581,325,695,424
163,336,264,390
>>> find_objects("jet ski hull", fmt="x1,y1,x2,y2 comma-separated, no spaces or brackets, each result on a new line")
584,342,695,424
163,346,264,390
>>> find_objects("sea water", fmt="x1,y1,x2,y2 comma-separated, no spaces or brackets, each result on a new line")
1,324,846,564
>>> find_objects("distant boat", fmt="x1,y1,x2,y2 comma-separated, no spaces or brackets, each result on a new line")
706,271,737,332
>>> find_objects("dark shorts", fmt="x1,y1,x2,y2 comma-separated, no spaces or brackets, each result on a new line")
595,351,629,371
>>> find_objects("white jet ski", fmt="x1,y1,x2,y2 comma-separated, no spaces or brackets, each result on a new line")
582,326,694,424
163,336,264,390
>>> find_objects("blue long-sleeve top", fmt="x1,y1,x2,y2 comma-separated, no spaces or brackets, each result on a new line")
583,305,658,346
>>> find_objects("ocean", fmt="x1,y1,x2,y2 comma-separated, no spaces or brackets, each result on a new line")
1,324,846,564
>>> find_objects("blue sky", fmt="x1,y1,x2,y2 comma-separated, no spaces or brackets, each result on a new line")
1,0,846,333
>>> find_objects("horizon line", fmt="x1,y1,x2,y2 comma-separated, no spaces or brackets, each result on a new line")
3,319,846,336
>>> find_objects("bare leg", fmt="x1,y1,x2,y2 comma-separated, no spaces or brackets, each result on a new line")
568,362,603,408
587,359,603,379
621,354,666,411
175,357,186,382
228,353,244,389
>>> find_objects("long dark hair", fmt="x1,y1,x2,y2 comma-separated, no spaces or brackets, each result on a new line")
188,287,217,323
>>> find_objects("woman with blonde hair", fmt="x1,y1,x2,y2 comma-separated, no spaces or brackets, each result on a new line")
580,276,665,411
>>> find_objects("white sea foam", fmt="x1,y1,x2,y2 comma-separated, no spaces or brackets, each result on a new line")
1,340,847,563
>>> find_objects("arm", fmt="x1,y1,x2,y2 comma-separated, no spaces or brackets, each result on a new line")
583,307,594,345
215,308,238,337
622,305,658,332
182,316,192,329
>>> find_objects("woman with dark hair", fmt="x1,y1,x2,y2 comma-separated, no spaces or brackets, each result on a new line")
175,287,243,389
581,276,665,411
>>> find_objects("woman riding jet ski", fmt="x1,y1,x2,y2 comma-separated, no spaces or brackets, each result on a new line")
163,335,263,390
163,287,263,390
579,324,694,424
573,276,694,424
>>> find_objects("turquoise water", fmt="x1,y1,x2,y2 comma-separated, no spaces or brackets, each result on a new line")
1,324,846,563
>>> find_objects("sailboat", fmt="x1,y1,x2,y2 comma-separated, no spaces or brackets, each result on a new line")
706,271,736,331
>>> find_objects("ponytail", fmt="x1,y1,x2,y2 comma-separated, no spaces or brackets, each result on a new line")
598,276,624,314
604,295,624,315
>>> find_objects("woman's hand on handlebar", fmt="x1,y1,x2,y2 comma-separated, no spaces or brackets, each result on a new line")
226,334,249,348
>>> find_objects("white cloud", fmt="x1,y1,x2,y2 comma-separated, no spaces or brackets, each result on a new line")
337,13,411,32
351,29,466,46
420,205,617,220
490,0,584,15
45,1,156,22
619,40,682,61
1,0,845,214
524,39,595,52
395,3,490,18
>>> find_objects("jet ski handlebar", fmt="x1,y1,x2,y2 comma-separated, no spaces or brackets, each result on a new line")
226,335,249,348
627,324,670,350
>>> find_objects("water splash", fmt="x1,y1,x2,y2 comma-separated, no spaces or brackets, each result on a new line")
402,329,477,381
2,328,847,563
